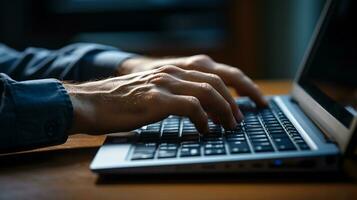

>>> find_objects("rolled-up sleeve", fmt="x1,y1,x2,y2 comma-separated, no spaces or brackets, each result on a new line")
0,73,73,152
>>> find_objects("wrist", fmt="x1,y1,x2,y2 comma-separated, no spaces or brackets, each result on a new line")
117,57,154,75
62,83,92,134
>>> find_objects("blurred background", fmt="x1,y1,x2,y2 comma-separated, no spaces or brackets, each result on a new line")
0,0,325,79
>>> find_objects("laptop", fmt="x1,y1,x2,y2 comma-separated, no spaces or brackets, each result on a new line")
91,0,357,175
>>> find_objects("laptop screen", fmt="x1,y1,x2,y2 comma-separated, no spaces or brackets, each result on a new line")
298,0,357,128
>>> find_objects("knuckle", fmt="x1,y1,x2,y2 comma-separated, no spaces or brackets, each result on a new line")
200,82,214,93
158,65,180,74
147,89,163,103
231,68,244,77
187,96,201,109
208,73,223,85
187,54,212,66
194,54,212,62
149,72,172,84
252,83,260,90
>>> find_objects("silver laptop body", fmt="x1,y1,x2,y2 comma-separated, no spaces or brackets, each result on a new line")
90,0,357,175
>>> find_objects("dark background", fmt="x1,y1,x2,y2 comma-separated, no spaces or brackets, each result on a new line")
0,0,325,79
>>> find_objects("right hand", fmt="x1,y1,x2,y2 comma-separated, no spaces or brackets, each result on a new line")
63,65,244,135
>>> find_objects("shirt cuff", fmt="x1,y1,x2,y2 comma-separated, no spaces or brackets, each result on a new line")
79,50,137,81
7,77,73,151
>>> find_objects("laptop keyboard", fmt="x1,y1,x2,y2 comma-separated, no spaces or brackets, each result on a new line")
130,100,310,160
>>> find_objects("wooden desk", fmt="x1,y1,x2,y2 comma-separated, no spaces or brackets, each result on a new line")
1,80,356,200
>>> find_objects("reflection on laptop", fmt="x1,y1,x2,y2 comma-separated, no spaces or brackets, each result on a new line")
91,0,357,174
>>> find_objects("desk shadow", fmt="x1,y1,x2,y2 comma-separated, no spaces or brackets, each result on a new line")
0,147,97,171
96,171,353,185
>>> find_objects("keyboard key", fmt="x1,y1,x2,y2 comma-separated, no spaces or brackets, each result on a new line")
226,133,245,137
237,99,256,111
204,138,224,143
161,117,180,140
266,124,282,128
245,120,261,125
204,148,226,156
145,123,161,131
208,122,222,134
159,143,178,150
226,136,246,142
254,145,274,152
245,124,263,129
158,150,177,158
181,131,199,141
244,119,259,123
228,141,250,154
246,129,266,134
205,135,223,140
229,146,250,154
298,143,310,150
294,138,306,144
161,131,179,140
272,137,296,151
250,138,269,144
131,143,157,160
246,131,266,135
228,140,248,146
251,141,271,146
272,137,291,144
204,143,225,149
263,119,277,124
134,143,157,152
227,132,245,136
266,126,285,131
249,134,268,139
181,141,200,148
276,143,296,151
181,118,200,140
180,147,201,157
140,122,161,140
182,126,195,130
131,152,155,160
140,130,161,140
225,130,235,135
268,129,287,135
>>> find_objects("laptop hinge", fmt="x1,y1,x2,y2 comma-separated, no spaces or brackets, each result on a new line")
290,96,336,144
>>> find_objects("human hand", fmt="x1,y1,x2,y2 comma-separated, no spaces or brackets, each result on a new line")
64,65,242,135
119,55,267,107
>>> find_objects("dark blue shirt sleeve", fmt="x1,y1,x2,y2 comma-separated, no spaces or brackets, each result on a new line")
0,73,72,152
0,43,136,81
0,43,137,152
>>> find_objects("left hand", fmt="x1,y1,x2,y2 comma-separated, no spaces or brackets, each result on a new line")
118,55,267,107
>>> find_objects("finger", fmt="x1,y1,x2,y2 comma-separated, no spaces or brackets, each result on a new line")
215,64,268,107
175,69,244,121
208,113,220,124
163,94,209,134
179,59,267,107
151,74,237,129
